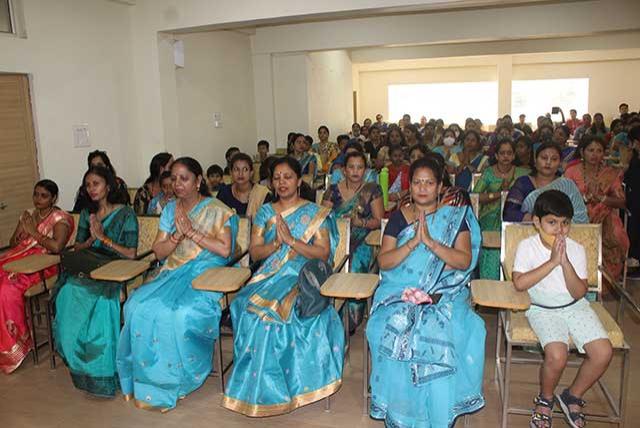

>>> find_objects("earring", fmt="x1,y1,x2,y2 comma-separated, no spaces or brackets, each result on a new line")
297,186,301,197
409,194,413,205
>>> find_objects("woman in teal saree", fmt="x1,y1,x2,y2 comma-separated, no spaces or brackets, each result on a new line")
54,166,138,397
117,157,238,411
367,157,485,427
222,157,344,417
473,140,529,279
322,151,383,332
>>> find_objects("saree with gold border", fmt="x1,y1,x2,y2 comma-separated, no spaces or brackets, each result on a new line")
0,209,73,374
222,201,344,417
116,198,238,410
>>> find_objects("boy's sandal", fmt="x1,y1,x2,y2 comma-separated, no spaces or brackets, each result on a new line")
530,394,554,428
555,388,586,428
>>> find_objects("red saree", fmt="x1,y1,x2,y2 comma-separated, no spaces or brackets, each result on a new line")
565,164,629,279
0,209,73,374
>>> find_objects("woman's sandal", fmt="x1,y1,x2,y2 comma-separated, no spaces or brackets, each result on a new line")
530,394,554,428
555,388,586,428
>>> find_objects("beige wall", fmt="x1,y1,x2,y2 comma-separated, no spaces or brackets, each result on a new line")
307,50,353,142
0,0,134,209
174,31,256,169
358,65,497,123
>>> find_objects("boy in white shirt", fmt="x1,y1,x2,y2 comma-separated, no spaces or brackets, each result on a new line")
512,190,612,428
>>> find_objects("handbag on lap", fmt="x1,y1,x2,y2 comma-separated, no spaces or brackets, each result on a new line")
60,247,119,278
296,259,332,318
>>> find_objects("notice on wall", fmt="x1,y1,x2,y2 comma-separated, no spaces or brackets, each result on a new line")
73,124,90,148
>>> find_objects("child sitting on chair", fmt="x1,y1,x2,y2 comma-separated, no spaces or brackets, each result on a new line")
146,171,174,215
512,189,612,428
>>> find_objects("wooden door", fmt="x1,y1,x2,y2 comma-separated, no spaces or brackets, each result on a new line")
0,74,39,247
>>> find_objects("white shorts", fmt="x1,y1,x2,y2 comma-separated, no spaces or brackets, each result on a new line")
526,298,609,353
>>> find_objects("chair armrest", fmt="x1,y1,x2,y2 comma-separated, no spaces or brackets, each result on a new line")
365,230,381,247
320,273,379,300
90,260,151,282
228,249,249,267
333,254,349,273
600,266,640,316
192,267,251,293
481,231,501,249
3,254,61,274
470,279,531,310
135,250,155,261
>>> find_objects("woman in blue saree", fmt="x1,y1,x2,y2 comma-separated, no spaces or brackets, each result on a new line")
222,157,344,417
367,157,485,427
449,129,489,192
117,157,238,411
291,133,318,184
322,151,383,332
330,141,378,185
54,166,138,397
503,141,588,223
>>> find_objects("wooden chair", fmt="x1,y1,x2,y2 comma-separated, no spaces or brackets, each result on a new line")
471,172,482,190
127,188,138,205
469,190,507,250
191,217,251,393
470,222,634,428
327,220,386,415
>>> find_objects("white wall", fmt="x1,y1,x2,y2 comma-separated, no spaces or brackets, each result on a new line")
307,50,353,141
272,53,309,147
174,31,256,168
0,0,134,209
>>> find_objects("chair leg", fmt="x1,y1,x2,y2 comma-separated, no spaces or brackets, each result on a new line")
619,349,630,427
501,339,513,428
363,297,371,416
26,296,39,366
46,297,56,369
215,336,225,394
343,301,350,366
494,312,503,383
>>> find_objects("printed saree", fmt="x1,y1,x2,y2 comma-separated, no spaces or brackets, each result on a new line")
565,164,629,279
503,176,589,224
117,198,238,410
222,202,345,416
366,205,485,427
54,206,138,396
0,209,73,374
473,166,529,280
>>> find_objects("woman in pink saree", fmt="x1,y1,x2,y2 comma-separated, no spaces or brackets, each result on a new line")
565,136,629,279
0,180,73,373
